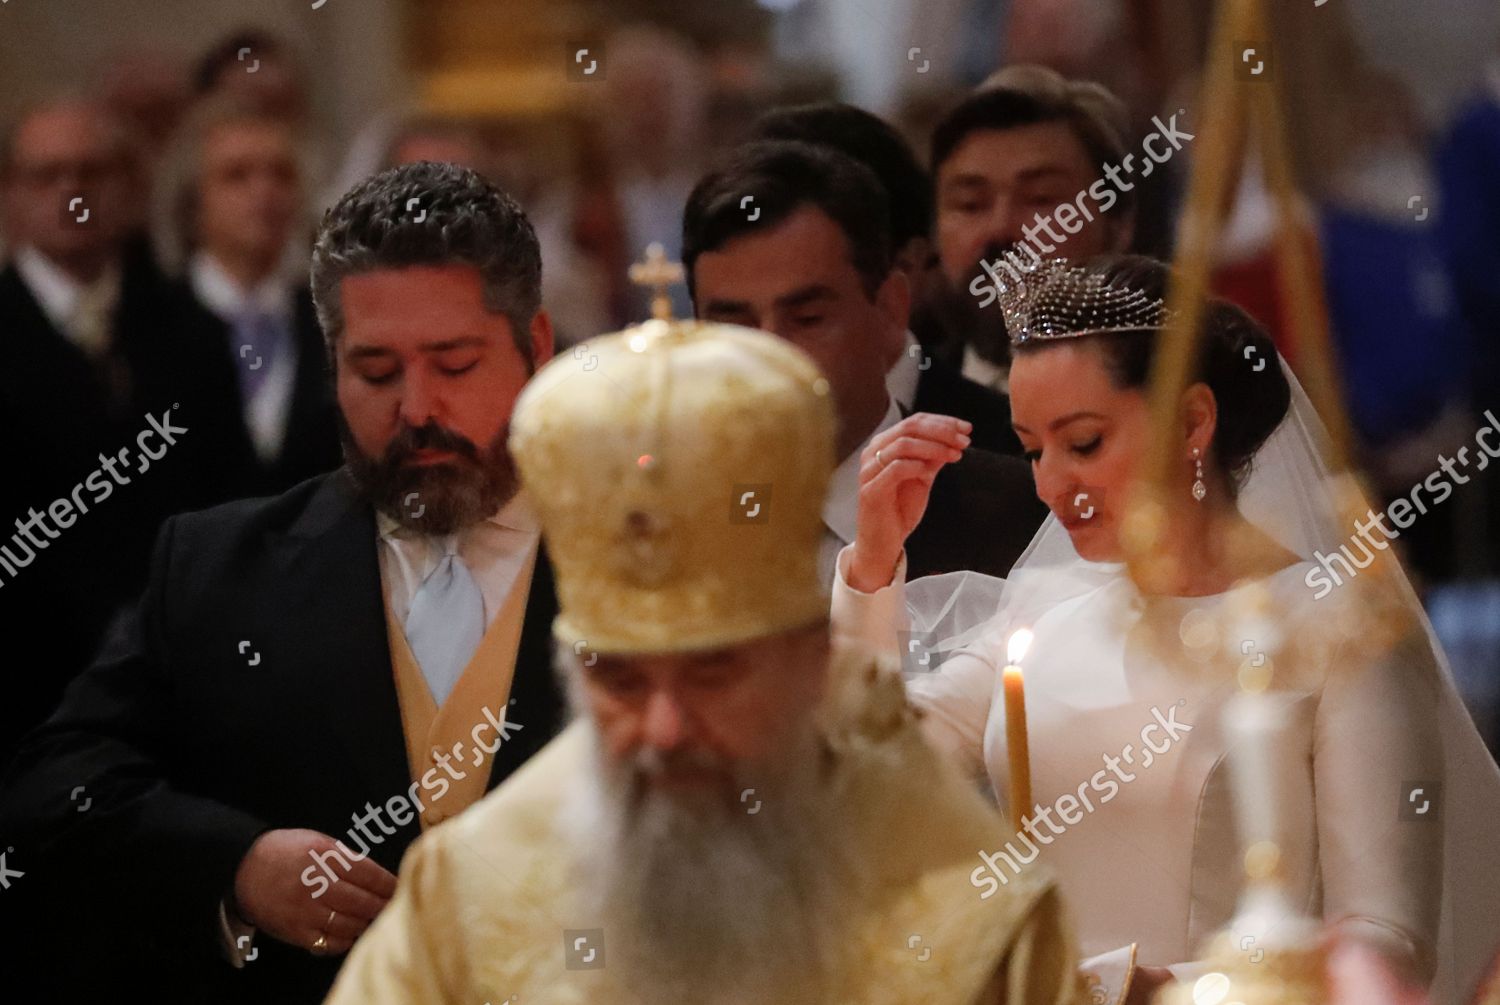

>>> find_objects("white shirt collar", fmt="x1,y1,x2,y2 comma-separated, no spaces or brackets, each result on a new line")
885,329,922,412
14,246,120,338
823,396,902,546
189,251,294,323
375,489,540,543
962,344,1009,394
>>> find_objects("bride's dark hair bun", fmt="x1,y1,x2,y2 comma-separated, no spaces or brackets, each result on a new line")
1026,255,1292,489
1193,297,1292,486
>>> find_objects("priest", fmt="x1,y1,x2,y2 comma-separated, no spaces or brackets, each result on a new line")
325,307,1087,1004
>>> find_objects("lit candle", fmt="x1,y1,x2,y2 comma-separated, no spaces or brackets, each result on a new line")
1003,628,1034,828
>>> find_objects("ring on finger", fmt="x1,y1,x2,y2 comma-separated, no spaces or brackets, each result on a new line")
876,448,886,468
312,933,329,953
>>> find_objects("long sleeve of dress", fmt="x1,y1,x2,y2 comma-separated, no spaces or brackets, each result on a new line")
829,544,909,654
1311,627,1444,985
906,651,1001,784
1075,624,1449,1004
830,545,996,782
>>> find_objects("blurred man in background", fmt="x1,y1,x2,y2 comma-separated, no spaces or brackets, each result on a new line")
0,96,244,761
598,24,711,321
384,117,489,172
927,65,1136,392
97,47,193,176
155,98,341,495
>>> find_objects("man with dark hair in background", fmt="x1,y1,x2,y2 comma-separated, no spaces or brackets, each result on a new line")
927,66,1137,394
750,101,1021,455
682,139,1046,585
1,162,566,1004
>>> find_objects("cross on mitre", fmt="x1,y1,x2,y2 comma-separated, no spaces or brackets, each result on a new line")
628,242,685,322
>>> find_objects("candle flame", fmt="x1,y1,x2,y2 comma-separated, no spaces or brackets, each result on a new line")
1006,628,1034,665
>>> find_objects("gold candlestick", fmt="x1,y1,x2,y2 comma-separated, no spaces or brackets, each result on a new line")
1156,588,1328,1005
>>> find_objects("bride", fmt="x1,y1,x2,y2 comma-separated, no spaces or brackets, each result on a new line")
831,254,1500,1005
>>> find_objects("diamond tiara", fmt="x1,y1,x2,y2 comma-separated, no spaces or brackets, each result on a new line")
986,252,1173,345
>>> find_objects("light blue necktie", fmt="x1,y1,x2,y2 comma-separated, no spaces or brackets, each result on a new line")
404,535,485,706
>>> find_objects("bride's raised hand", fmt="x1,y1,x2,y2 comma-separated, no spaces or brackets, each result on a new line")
847,413,970,592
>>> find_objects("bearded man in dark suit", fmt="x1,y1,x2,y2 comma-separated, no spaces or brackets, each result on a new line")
1,162,566,1004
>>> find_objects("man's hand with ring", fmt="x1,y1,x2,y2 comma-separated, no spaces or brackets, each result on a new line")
232,828,397,956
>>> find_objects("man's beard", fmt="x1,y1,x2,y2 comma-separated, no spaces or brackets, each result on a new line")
561,706,858,1003
340,416,518,535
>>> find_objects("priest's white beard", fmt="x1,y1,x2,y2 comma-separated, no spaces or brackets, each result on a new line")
562,715,858,1005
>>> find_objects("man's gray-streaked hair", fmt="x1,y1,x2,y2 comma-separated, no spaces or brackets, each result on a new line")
310,161,543,367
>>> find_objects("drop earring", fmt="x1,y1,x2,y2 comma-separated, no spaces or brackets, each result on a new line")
1191,447,1206,502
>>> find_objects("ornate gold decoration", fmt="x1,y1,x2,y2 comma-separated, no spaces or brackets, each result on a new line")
510,246,835,655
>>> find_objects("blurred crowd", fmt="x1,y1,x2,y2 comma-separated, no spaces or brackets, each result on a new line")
3,8,1500,753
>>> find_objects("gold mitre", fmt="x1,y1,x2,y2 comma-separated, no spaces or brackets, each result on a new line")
510,253,835,655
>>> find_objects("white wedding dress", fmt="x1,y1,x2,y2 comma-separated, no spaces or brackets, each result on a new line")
831,363,1500,1005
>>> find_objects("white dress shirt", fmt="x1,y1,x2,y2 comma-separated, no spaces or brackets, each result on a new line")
885,329,923,412
961,344,1008,395
819,397,902,584
15,246,120,356
221,493,541,965
374,492,541,629
189,252,299,463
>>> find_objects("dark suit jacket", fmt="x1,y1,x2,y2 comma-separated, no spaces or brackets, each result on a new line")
911,356,1023,457
0,259,253,764
165,281,342,497
0,471,565,1004
907,445,1048,580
